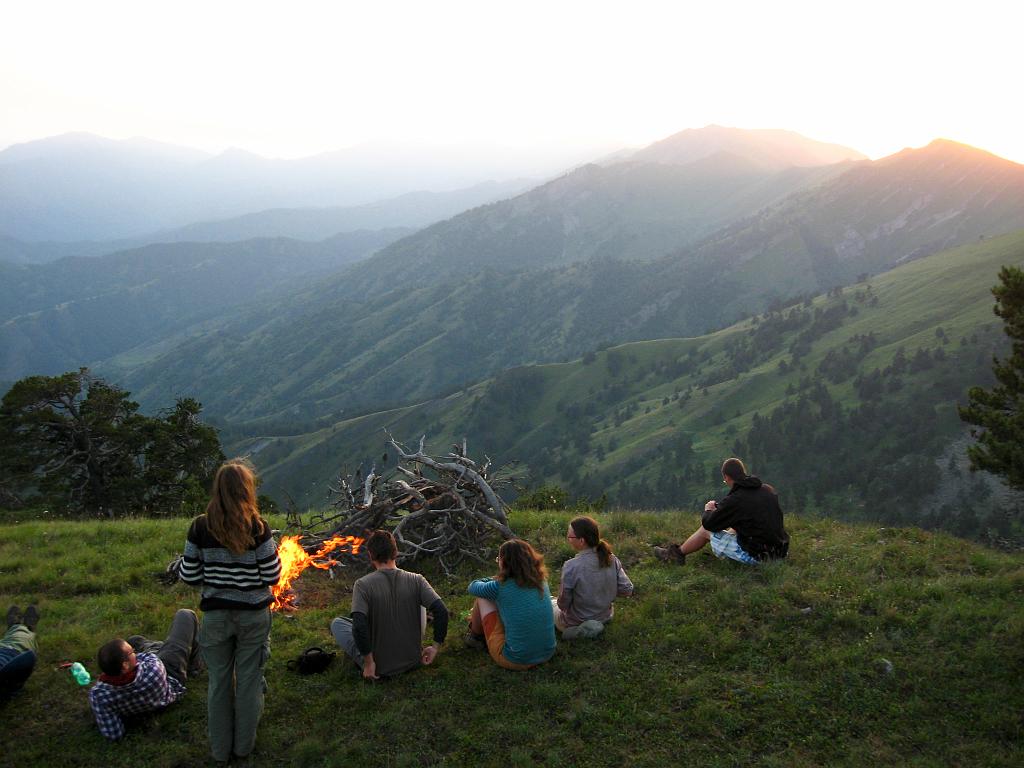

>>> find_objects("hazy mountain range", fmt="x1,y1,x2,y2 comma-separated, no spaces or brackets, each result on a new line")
0,132,592,241
0,229,411,381
112,138,1024,424
2,124,1023,535
0,177,533,264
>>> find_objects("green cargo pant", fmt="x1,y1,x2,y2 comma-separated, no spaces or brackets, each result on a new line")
199,608,272,761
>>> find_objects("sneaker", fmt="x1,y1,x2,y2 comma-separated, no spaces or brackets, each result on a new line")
5,605,21,628
653,544,686,565
464,631,487,651
23,605,39,632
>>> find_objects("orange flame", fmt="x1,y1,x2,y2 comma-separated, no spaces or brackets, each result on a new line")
271,534,364,611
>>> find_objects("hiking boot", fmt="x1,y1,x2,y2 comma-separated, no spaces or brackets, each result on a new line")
653,544,686,565
464,631,487,651
23,605,39,632
5,605,21,628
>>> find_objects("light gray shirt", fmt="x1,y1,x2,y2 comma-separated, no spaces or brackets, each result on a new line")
556,548,633,626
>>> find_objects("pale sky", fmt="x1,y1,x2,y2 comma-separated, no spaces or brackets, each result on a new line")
2,0,1022,163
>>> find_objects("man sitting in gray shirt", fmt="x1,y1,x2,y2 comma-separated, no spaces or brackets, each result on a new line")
331,530,449,679
552,516,633,639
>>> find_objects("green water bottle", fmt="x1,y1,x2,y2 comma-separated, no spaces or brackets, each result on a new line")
70,662,91,686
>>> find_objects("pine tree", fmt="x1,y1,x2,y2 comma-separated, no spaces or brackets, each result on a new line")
0,369,223,514
959,265,1024,489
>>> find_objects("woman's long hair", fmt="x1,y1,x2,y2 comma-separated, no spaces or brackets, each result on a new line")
206,459,262,555
497,539,548,593
570,515,613,567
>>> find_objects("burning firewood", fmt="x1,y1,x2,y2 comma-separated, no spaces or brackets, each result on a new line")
271,534,364,611
160,435,517,609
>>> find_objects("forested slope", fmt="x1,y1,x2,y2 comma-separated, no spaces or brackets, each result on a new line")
238,230,1024,538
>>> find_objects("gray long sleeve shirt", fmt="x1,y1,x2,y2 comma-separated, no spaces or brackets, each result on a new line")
556,548,633,627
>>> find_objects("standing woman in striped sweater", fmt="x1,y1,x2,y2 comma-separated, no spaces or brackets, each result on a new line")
179,459,281,764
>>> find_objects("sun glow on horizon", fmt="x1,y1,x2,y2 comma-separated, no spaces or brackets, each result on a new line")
1,0,1022,164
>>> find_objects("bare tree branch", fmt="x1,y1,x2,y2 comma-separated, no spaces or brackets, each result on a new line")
286,434,516,567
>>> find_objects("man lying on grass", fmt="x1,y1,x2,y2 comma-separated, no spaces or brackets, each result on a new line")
89,608,202,740
654,457,790,565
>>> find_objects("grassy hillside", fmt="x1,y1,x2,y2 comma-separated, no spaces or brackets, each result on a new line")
239,230,1024,538
0,512,1020,767
120,156,846,422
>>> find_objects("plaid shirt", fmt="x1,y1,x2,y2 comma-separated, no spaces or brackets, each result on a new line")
88,652,185,740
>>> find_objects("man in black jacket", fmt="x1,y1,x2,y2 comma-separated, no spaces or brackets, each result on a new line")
654,458,789,565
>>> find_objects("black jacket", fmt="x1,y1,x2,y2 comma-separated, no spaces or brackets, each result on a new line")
701,475,789,560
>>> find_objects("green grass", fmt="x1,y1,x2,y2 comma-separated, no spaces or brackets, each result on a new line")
1,511,1022,766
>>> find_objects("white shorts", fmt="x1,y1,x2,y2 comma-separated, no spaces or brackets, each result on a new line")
710,531,758,564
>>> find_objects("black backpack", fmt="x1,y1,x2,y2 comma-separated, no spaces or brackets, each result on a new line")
286,647,337,675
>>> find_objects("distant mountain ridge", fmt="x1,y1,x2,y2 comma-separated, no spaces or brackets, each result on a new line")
627,124,867,169
325,147,856,294
0,179,533,265
146,179,535,244
0,132,601,240
114,137,1024,425
668,138,1024,305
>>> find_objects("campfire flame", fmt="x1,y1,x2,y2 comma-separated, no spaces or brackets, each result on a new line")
271,534,364,611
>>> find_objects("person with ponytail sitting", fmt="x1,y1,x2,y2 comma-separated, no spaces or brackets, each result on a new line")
179,459,281,765
553,516,634,639
466,539,556,670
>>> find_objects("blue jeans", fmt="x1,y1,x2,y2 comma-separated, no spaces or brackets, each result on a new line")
0,624,38,698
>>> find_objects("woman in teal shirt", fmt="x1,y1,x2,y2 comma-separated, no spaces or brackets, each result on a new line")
467,539,556,670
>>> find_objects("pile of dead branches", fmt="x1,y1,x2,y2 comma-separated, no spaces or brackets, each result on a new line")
292,435,518,574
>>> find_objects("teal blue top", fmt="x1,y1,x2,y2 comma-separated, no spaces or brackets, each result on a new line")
468,577,556,665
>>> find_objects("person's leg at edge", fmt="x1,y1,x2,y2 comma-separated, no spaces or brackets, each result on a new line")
231,608,271,759
157,609,200,684
330,617,364,669
199,610,237,762
1,624,37,655
0,622,39,697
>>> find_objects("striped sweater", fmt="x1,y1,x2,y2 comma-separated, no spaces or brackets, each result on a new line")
180,515,282,611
